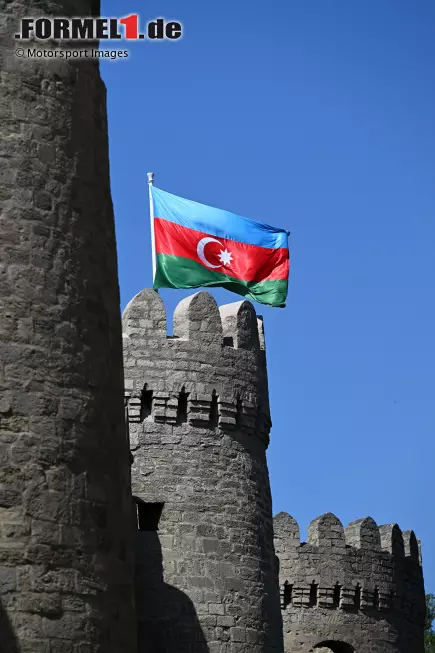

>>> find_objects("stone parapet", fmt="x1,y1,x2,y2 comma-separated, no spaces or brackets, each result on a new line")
274,512,425,653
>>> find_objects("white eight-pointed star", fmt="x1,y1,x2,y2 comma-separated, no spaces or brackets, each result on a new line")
218,249,233,266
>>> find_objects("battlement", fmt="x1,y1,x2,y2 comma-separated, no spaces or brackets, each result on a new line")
123,288,265,350
122,289,271,445
275,512,421,564
275,511,426,652
274,512,424,623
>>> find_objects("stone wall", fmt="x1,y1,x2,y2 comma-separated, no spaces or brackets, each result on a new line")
0,2,137,651
274,512,425,653
123,288,283,653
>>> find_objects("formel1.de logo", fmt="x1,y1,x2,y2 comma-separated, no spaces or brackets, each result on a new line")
15,15,183,41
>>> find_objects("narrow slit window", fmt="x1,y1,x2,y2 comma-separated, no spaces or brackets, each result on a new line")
354,583,361,609
283,582,293,609
309,582,318,607
177,388,189,424
373,587,380,610
140,385,153,422
333,583,342,608
136,501,164,531
210,390,219,426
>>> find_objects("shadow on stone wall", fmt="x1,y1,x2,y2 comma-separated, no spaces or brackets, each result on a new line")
135,530,209,653
0,600,20,652
387,550,426,653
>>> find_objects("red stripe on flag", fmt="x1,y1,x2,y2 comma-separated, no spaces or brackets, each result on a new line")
154,217,289,282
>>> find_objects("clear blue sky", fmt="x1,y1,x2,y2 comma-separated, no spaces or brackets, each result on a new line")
102,0,435,593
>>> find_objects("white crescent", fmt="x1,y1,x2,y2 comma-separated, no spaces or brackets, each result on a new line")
197,237,223,268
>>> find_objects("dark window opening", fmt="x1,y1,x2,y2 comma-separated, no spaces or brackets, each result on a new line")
309,582,318,607
177,388,189,424
210,390,219,426
333,583,342,608
354,583,361,609
223,336,234,347
136,501,164,531
283,582,293,609
314,641,355,653
140,385,153,421
235,395,243,427
373,587,380,610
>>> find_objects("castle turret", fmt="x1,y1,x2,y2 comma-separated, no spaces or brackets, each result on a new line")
123,288,284,653
0,2,136,651
274,512,425,653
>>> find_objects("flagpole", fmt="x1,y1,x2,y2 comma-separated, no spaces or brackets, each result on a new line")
147,172,156,285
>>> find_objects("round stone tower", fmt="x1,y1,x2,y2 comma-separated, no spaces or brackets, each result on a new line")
123,288,284,653
274,512,425,653
0,2,136,651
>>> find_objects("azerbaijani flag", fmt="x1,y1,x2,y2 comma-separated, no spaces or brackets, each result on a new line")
151,186,290,308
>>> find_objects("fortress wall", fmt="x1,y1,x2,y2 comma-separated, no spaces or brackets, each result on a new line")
0,2,137,651
123,289,283,653
274,513,425,653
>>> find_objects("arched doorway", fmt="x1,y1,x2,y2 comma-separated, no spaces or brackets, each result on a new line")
314,641,355,653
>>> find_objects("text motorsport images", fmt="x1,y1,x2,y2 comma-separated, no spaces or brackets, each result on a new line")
15,14,183,41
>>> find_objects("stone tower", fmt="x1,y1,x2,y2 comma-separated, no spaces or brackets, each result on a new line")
0,2,136,651
274,512,425,653
123,288,284,653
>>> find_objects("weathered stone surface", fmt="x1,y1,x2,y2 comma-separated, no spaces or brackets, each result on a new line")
1,1,428,651
124,289,283,653
275,512,425,653
0,2,136,651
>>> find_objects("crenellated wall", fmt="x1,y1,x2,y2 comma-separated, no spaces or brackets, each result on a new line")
274,512,425,653
123,288,283,653
123,289,271,445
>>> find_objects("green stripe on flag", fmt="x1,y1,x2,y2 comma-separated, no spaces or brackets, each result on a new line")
153,254,288,308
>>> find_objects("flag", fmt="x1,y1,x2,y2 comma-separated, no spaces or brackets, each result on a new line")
150,186,290,308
